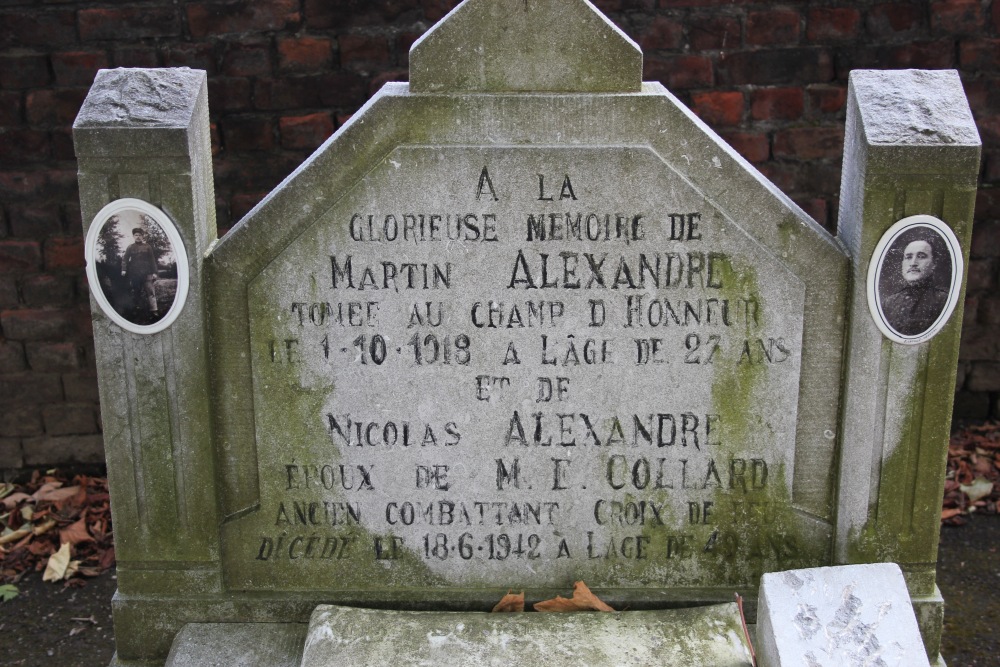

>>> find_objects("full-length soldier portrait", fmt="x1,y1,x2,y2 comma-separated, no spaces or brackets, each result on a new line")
880,233,950,337
89,205,181,329
122,227,160,323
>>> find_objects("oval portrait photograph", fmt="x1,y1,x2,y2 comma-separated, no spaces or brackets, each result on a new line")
867,215,963,345
84,199,189,334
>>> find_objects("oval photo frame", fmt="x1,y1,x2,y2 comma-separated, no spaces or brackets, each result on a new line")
84,198,189,335
867,215,963,345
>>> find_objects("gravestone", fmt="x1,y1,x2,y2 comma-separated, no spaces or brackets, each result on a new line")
72,1,980,665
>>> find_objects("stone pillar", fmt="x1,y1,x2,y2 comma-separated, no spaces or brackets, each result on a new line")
73,68,220,659
835,69,980,663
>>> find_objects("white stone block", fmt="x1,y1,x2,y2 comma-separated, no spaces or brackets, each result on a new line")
756,563,930,667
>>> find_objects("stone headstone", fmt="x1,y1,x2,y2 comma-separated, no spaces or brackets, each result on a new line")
756,563,931,667
73,1,979,666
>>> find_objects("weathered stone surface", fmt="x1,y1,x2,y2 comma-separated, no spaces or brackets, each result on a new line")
756,563,930,667
164,623,306,667
213,97,846,601
301,604,752,667
409,0,642,93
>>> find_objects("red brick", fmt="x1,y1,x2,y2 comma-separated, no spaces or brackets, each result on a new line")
746,9,801,47
0,52,51,90
807,8,861,41
930,0,984,35
656,0,753,6
78,7,181,41
222,40,272,78
8,203,61,238
773,126,844,160
967,361,1000,392
867,3,923,36
980,296,1000,325
50,51,108,86
638,16,684,51
304,0,421,28
718,48,832,86
994,0,1000,32
163,43,217,74
223,116,275,151
959,39,1000,71
0,240,42,273
22,274,74,307
977,116,1000,145
369,69,409,96
278,36,333,72
691,91,744,127
230,193,265,221
63,373,99,403
977,188,1000,220
42,404,97,436
971,220,1000,259
187,1,301,38
750,87,804,122
280,112,335,150
720,130,770,163
317,72,368,109
0,340,26,373
396,32,422,66
422,0,460,22
794,197,829,226
0,373,62,404
984,151,1000,184
885,40,955,69
44,237,84,270
0,91,22,126
25,88,87,126
0,405,43,437
686,15,737,51
961,325,1000,361
208,78,253,112
0,10,77,49
339,34,391,69
23,435,105,466
0,278,18,309
967,259,996,291
0,172,46,200
1,309,76,341
644,55,713,90
254,76,323,110
112,47,161,69
807,84,847,115
26,342,78,372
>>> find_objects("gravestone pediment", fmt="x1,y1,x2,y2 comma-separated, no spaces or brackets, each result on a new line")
409,0,642,92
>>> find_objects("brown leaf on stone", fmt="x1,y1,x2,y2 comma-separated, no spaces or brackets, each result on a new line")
533,581,615,612
491,590,525,612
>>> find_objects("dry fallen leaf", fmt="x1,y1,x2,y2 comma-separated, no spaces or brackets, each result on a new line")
60,514,93,545
960,477,994,504
941,508,964,521
533,581,615,612
42,542,80,583
491,590,525,613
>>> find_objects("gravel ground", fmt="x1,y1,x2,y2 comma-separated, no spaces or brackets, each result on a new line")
1,516,996,666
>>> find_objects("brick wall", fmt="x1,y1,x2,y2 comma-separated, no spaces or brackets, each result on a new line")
0,0,997,468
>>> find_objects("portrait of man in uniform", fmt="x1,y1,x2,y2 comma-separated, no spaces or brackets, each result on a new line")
90,207,180,328
879,232,951,337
